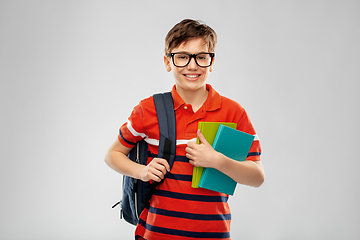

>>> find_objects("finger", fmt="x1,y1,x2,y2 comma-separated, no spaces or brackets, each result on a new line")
197,129,209,145
187,140,196,148
163,160,170,172
152,158,170,173
142,167,162,182
149,168,165,181
188,159,194,166
148,172,162,182
185,146,193,154
188,159,197,166
158,158,171,172
152,164,166,177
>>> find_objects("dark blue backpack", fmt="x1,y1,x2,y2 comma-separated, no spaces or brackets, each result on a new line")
112,92,176,226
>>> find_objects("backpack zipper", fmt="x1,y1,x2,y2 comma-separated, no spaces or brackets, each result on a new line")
114,142,141,221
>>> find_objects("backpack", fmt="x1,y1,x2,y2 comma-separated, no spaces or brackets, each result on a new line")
112,92,176,226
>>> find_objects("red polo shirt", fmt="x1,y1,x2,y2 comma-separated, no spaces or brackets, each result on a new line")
119,84,261,240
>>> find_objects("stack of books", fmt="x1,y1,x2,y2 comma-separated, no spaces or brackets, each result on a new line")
192,122,255,195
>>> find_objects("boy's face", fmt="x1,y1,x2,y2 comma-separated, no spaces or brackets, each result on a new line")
164,37,214,94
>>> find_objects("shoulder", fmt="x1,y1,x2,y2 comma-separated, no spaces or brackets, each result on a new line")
134,95,158,129
220,95,244,109
219,94,246,117
133,96,156,115
220,95,257,134
138,95,154,107
126,96,157,131
206,84,244,113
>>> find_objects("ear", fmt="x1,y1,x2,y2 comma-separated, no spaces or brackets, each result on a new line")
209,56,215,72
164,55,172,72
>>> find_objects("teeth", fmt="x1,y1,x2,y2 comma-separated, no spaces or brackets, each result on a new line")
185,75,199,78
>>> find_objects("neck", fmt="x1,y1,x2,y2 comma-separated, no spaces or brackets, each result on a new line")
176,85,208,112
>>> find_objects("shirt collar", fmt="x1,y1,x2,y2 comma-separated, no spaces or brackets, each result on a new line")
171,84,221,112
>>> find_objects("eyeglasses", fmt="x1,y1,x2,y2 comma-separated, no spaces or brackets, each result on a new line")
167,52,215,67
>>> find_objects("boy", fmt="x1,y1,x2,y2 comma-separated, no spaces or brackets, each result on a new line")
105,19,264,240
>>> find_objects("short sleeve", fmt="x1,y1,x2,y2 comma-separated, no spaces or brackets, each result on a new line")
237,109,262,161
118,103,146,148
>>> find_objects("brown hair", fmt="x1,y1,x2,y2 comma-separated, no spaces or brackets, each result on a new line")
165,19,217,55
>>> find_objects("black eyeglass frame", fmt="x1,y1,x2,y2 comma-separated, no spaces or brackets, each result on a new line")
167,52,215,67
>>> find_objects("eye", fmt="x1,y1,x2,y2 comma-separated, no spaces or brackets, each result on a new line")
175,54,189,60
197,54,208,60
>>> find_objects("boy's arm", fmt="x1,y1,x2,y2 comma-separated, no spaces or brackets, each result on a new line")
214,157,264,188
105,138,170,182
186,130,264,188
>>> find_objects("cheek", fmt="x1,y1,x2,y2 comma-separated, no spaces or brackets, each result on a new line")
202,69,210,76
172,69,181,80
173,68,183,76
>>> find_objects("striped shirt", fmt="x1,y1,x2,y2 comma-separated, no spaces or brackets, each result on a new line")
118,84,261,240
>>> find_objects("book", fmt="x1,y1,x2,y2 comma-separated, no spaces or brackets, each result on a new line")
198,124,255,195
191,122,237,188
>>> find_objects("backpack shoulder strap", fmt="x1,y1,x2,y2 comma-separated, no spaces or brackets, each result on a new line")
152,92,176,169
143,92,176,205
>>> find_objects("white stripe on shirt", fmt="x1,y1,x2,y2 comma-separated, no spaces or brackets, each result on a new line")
127,120,147,138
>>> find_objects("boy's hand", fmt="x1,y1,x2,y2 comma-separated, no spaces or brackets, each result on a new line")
186,129,220,168
140,158,170,182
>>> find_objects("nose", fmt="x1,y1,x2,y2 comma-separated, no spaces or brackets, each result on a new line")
187,56,198,70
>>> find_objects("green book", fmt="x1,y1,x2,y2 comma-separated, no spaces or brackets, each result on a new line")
191,122,237,188
198,124,255,195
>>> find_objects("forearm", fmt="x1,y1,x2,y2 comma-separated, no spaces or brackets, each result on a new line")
213,153,264,188
105,139,170,182
105,149,144,180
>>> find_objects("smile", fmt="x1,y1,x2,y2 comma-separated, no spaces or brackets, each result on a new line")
184,74,200,78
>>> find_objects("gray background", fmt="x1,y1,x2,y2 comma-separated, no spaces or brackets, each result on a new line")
1,0,359,239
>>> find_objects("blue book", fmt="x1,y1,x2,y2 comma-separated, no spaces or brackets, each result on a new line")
198,125,255,195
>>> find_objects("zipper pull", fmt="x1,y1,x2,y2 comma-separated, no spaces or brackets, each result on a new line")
112,201,123,219
112,201,120,208
119,200,123,219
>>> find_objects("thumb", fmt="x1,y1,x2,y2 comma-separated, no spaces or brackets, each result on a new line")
197,129,210,146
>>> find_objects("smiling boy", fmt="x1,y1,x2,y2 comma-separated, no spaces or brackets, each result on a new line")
105,19,264,240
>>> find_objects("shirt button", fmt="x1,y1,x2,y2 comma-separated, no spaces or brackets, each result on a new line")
184,106,188,110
